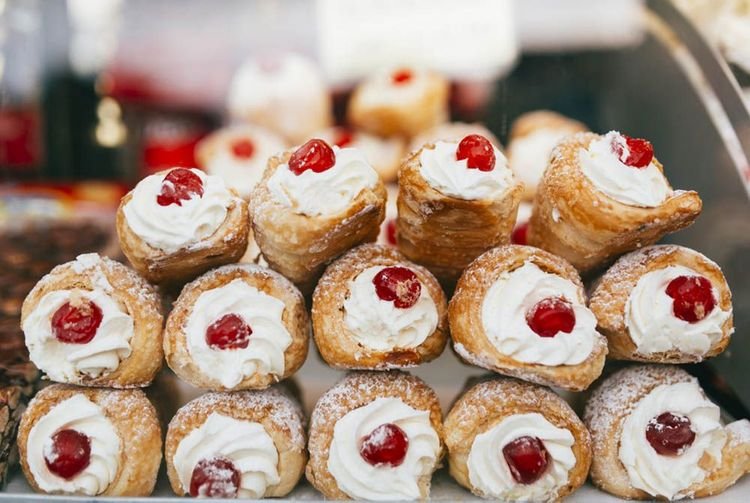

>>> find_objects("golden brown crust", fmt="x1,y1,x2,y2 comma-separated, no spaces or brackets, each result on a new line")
250,150,387,295
589,245,733,363
163,264,309,391
20,254,163,388
311,243,448,369
17,384,162,496
449,245,607,391
397,144,523,288
445,376,591,500
164,387,307,498
527,132,702,274
306,371,444,499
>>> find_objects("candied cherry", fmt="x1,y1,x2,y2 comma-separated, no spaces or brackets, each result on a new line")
333,128,355,148
373,266,421,309
502,436,550,485
665,275,716,323
51,300,103,344
526,297,576,338
646,412,696,456
511,222,528,245
205,314,252,350
156,168,205,206
230,138,255,160
456,134,496,172
611,134,654,168
189,457,241,498
45,429,91,480
391,69,413,85
385,219,398,246
288,139,335,175
359,423,409,467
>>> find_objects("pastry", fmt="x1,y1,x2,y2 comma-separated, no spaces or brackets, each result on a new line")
313,126,405,183
527,131,702,274
348,67,449,138
0,385,22,488
590,245,733,363
165,387,306,498
506,110,587,200
397,135,523,286
445,376,591,501
17,384,162,497
21,253,163,388
408,122,501,154
584,365,750,500
449,245,607,391
117,167,249,285
250,139,386,294
226,53,332,143
164,264,308,391
306,371,444,500
312,243,448,369
195,124,287,199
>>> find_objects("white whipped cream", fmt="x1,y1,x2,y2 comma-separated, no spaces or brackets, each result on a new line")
356,68,434,109
184,279,292,389
481,261,597,366
509,128,571,195
419,141,514,200
122,168,234,253
267,146,378,217
343,266,438,352
27,394,121,495
173,412,280,498
626,265,732,357
468,412,576,500
579,131,671,207
328,397,440,500
619,381,726,499
23,289,133,381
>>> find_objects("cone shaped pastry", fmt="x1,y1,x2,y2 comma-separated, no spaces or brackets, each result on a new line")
17,384,162,497
528,131,702,274
21,253,163,388
445,376,591,501
590,245,733,363
250,140,386,294
584,365,750,500
449,245,607,391
312,243,448,369
165,386,307,499
306,371,444,500
164,264,309,391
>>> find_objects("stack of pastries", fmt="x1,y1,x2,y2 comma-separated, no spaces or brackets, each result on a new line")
11,56,750,502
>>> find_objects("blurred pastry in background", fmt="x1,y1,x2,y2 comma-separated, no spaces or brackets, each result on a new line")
348,67,449,138
506,110,587,200
227,53,332,144
376,184,399,248
408,122,501,155
195,124,287,200
528,131,702,274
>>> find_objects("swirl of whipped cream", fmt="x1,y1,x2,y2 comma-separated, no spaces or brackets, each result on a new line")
173,412,280,498
508,128,570,194
419,141,514,200
267,146,378,217
468,412,576,500
122,168,234,253
343,266,438,352
327,397,440,500
619,381,726,499
23,289,133,381
481,261,597,366
184,279,292,388
579,131,671,207
27,394,121,495
626,265,731,357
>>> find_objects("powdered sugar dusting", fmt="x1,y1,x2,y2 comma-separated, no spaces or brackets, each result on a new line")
726,419,750,447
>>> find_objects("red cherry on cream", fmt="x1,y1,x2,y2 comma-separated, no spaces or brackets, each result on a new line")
511,222,528,245
502,436,550,485
189,457,241,498
230,138,255,160
665,275,716,323
360,423,409,467
391,69,413,85
288,139,335,176
156,168,205,206
373,266,421,309
51,300,103,344
526,297,576,338
646,412,696,456
456,134,496,172
205,314,252,350
611,134,654,168
45,429,91,480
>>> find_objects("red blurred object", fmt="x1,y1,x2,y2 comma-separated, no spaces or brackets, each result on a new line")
0,107,42,169
141,116,209,175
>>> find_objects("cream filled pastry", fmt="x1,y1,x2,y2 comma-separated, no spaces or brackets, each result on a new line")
408,122,502,155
